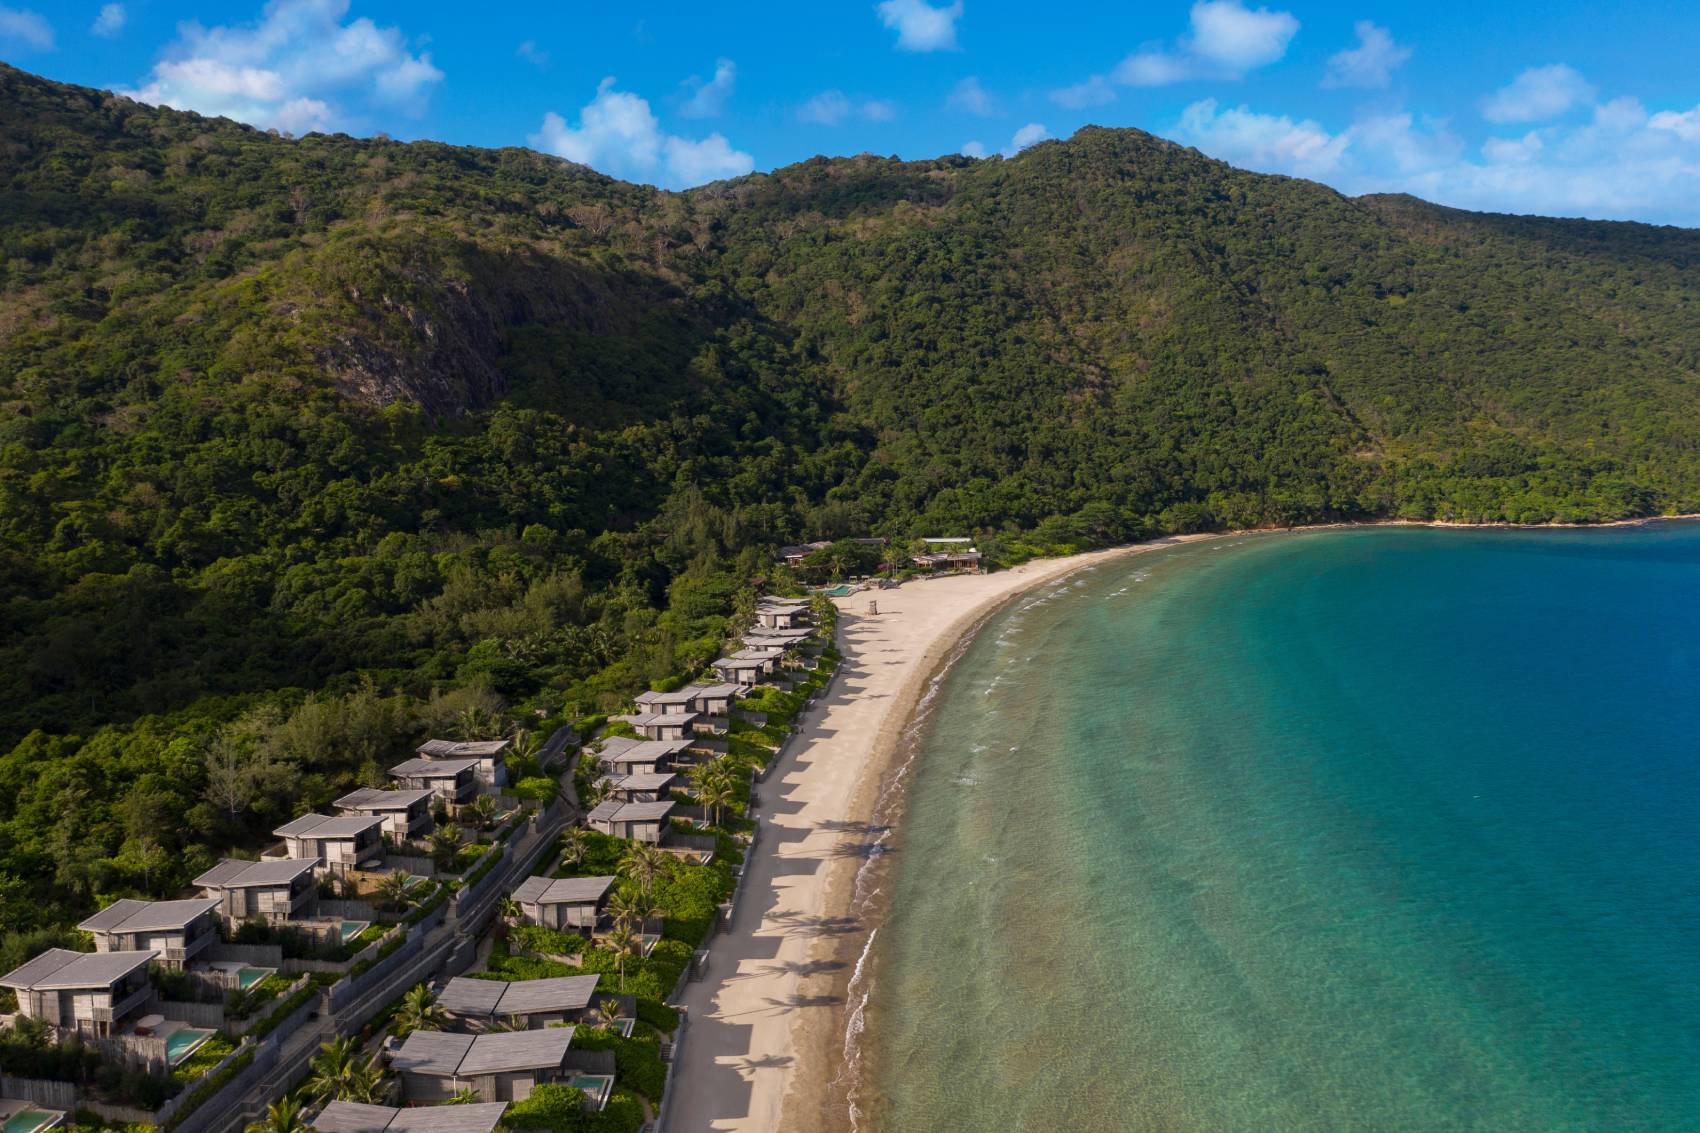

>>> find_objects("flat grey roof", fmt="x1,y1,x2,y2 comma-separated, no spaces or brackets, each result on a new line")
418,739,510,759
334,787,434,811
390,1030,474,1075
274,813,386,839
435,976,507,1017
629,712,697,727
389,757,481,778
635,689,697,708
313,1100,509,1133
616,772,676,791
611,801,676,823
195,857,318,889
78,898,218,935
511,875,616,906
0,947,155,990
687,682,744,698
456,1029,573,1075
437,975,601,1018
601,739,691,765
388,1106,510,1133
392,1030,572,1076
586,799,623,822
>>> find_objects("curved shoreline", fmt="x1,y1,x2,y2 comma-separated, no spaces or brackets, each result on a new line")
667,516,1700,1132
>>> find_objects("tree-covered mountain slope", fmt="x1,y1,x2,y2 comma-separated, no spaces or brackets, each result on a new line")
1,62,1698,943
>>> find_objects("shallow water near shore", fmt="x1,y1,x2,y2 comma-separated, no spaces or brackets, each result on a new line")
855,524,1700,1132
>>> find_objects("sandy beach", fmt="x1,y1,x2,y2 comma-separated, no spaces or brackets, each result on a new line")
664,538,1213,1132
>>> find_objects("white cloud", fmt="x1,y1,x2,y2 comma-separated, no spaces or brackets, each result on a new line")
530,77,753,188
1165,93,1700,225
0,5,53,50
799,90,851,126
1114,51,1195,87
122,0,442,134
516,40,548,68
1175,98,1347,176
1004,122,1046,156
1050,74,1116,108
947,76,996,116
1323,21,1409,89
1107,1,1296,89
1648,104,1700,143
1482,131,1543,164
961,140,986,157
876,0,962,52
91,3,125,38
680,57,736,118
1482,64,1594,123
1186,0,1299,70
797,90,895,126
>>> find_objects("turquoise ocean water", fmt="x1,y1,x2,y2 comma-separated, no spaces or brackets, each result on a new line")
854,524,1700,1132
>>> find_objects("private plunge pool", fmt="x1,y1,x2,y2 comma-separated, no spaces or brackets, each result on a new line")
568,1074,614,1111
338,920,371,944
0,1105,64,1133
164,1026,216,1067
237,966,276,990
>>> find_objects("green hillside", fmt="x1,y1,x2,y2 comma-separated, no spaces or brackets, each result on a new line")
2,62,1698,946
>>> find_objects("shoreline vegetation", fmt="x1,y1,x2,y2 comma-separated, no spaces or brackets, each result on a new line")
663,513,1700,1133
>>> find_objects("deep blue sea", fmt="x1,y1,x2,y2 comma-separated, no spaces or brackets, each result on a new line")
857,524,1700,1132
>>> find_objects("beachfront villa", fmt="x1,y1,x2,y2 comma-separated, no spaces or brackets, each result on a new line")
389,756,480,806
778,541,832,567
635,682,743,717
620,710,698,742
711,647,785,685
416,738,511,789
510,875,616,931
273,813,386,875
913,538,983,572
312,1100,510,1133
436,974,604,1030
754,606,809,630
606,771,676,803
594,738,692,777
391,1029,575,1102
194,857,319,925
76,898,219,970
586,799,676,844
0,948,156,1036
334,787,436,840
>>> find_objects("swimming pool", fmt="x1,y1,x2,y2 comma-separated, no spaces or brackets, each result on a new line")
2,1108,63,1133
567,1074,614,1110
338,920,371,943
237,966,275,990
164,1026,215,1066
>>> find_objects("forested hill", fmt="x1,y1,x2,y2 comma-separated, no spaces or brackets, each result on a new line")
2,60,1699,946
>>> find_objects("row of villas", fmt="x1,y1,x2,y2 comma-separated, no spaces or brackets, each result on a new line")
334,594,833,1120
0,736,520,1042
1,596,827,1130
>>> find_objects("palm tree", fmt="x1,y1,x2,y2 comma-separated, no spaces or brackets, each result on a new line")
605,925,640,994
377,870,414,912
306,1035,361,1102
341,1057,386,1104
589,997,624,1032
428,823,464,870
606,887,648,939
498,896,520,923
466,794,498,830
510,728,541,772
690,759,740,829
392,983,447,1038
620,842,669,900
558,827,589,871
446,1087,484,1104
455,706,504,741
245,1097,308,1133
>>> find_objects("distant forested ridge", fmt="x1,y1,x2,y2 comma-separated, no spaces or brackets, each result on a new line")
2,62,1698,944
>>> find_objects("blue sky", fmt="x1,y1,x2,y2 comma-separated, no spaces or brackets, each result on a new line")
5,0,1700,224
